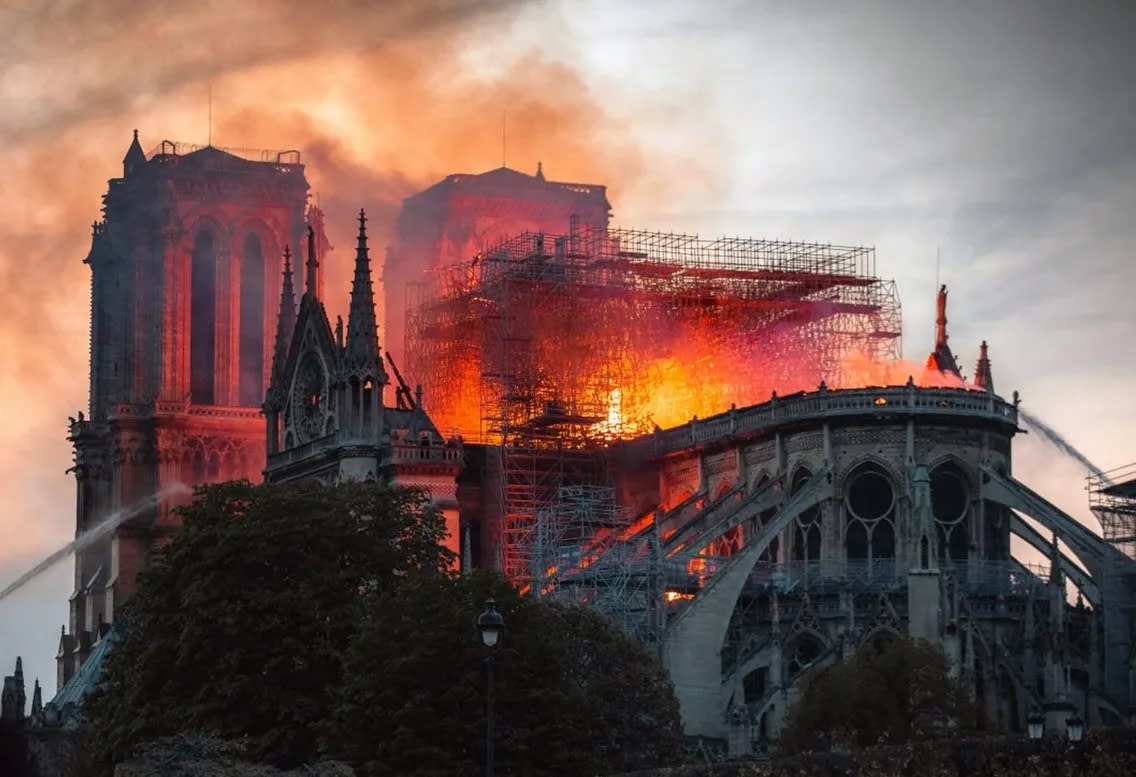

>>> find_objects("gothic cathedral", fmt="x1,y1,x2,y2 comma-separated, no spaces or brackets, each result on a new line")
59,135,462,693
262,211,463,552
61,135,314,688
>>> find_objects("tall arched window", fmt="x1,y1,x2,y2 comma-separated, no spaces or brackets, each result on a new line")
844,464,897,570
931,463,971,562
190,230,217,404
238,234,265,407
790,468,822,562
751,476,779,563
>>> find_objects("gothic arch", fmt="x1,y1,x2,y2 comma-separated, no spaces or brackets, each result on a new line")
783,629,827,680
749,469,777,495
929,459,974,563
748,473,780,563
859,626,901,651
662,483,696,514
184,213,231,244
925,453,977,489
188,221,224,405
841,460,899,566
236,228,270,407
788,462,817,491
835,454,901,492
788,465,821,562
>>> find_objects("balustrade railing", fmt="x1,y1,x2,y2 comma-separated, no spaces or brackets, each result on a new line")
390,444,463,463
622,386,1018,460
654,557,1048,599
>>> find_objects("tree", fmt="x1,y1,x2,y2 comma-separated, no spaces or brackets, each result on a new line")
112,733,355,777
82,479,453,774
779,635,975,754
327,571,684,777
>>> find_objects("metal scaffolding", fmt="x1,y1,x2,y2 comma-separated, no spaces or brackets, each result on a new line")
529,485,658,639
1089,463,1136,559
406,223,903,581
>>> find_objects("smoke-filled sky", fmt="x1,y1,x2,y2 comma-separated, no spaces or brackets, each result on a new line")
2,0,1134,693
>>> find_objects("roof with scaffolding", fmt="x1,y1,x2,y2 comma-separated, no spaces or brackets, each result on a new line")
406,223,902,581
408,224,902,445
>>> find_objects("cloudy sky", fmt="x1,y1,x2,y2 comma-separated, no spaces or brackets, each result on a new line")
1,0,1134,692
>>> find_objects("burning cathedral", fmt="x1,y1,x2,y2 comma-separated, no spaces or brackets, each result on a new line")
14,133,1135,747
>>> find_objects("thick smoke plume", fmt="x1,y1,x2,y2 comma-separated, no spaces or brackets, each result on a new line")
0,0,725,582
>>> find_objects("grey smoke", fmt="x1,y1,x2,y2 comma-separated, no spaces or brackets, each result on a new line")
0,0,532,146
1019,408,1113,486
0,483,191,603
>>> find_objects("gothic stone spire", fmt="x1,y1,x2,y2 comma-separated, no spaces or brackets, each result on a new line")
305,225,320,299
270,246,298,391
344,209,382,372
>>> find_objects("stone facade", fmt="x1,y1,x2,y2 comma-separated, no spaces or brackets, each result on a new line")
59,136,315,692
578,384,1136,749
263,211,463,562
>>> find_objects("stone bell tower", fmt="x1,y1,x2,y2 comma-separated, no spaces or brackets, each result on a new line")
59,133,316,688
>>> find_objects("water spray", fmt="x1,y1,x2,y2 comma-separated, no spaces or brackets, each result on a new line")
1018,408,1113,487
0,482,192,603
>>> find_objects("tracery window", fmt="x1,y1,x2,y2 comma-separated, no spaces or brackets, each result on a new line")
843,464,897,568
931,463,971,562
750,475,779,563
786,632,824,678
790,468,821,562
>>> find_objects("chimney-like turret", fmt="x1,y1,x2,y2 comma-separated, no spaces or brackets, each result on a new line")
123,129,146,177
974,340,994,394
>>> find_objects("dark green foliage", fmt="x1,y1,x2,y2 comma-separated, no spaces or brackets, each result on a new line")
327,570,684,777
779,636,974,755
609,729,1136,777
0,723,35,777
82,479,453,774
112,733,355,777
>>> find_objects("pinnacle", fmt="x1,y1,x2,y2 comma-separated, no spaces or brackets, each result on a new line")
345,208,380,370
270,246,298,393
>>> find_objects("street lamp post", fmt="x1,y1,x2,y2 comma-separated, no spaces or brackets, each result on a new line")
478,599,504,777
1027,710,1045,742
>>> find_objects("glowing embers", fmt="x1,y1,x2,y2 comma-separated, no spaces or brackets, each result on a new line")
593,388,624,438
843,464,897,565
930,463,971,561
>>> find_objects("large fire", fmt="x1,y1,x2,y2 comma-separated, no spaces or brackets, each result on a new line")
403,226,960,445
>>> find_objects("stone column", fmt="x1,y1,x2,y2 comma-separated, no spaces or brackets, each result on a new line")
159,227,187,401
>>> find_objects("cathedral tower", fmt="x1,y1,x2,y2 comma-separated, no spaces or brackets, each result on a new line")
61,135,315,688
